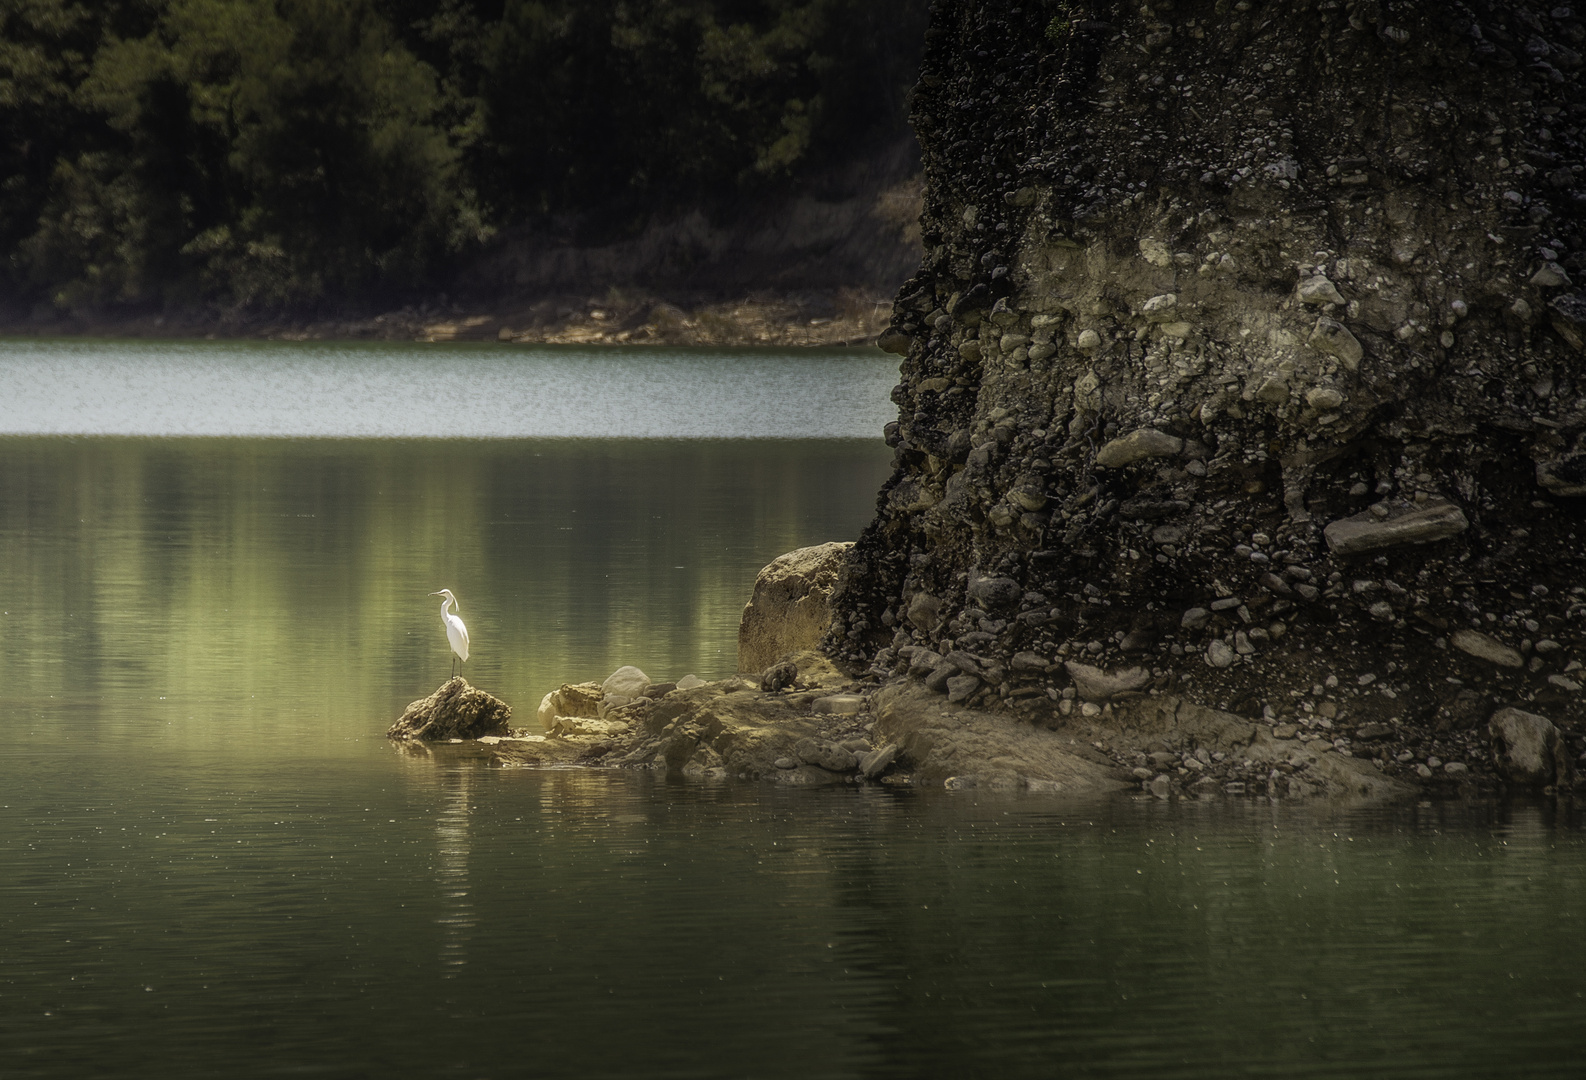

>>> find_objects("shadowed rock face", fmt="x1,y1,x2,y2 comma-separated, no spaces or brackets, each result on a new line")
389,679,513,741
827,0,1586,775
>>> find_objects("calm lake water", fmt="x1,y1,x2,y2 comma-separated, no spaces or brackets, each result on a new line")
2,340,1584,1078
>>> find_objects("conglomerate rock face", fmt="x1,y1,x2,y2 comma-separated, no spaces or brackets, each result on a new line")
828,0,1586,779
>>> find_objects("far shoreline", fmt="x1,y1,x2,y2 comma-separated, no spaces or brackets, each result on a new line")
0,289,899,350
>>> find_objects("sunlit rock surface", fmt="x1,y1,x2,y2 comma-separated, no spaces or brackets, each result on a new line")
388,678,513,741
738,542,853,672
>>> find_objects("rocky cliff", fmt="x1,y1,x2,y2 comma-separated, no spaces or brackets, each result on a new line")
829,0,1586,786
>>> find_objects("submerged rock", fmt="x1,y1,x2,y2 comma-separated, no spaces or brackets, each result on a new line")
389,678,512,741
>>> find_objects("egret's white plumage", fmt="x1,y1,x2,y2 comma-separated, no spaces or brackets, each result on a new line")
430,589,470,676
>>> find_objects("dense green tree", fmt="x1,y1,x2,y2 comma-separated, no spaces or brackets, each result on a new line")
23,0,476,309
0,0,925,312
471,0,926,232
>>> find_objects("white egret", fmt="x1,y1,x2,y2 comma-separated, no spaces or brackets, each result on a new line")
430,589,470,679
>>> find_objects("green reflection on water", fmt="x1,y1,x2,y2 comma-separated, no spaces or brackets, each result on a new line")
3,433,1584,1079
0,436,891,753
4,766,1585,1079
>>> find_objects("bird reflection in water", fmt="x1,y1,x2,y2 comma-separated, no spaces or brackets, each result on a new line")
434,766,476,977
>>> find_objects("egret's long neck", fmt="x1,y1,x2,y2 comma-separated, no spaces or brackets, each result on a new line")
439,595,454,618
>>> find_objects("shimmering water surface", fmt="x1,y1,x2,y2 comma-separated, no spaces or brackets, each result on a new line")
0,339,898,438
2,341,1584,1079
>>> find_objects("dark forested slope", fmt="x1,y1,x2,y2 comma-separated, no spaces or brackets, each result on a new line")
0,0,927,318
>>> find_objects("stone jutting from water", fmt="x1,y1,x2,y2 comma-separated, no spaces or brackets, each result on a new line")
389,678,513,740
822,0,1586,792
738,542,853,673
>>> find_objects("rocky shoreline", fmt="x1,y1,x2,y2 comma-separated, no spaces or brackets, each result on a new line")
399,2,1586,803
391,542,1578,803
0,290,896,349
392,646,1573,803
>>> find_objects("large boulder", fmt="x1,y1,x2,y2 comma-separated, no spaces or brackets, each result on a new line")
823,1,1586,756
738,542,852,673
537,681,602,731
389,678,512,740
1490,708,1575,788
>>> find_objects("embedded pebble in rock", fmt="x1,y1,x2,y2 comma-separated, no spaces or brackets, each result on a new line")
1451,630,1525,669
945,674,982,703
1324,502,1470,555
1205,641,1236,669
1532,264,1573,288
1063,661,1150,701
858,743,898,779
923,661,955,693
1297,275,1346,306
1140,293,1179,321
1536,460,1586,497
1305,387,1345,411
1094,429,1183,468
1076,328,1101,350
1181,607,1211,630
795,737,857,773
1306,318,1363,369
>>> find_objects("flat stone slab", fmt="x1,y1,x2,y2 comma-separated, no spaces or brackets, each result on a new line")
812,693,866,716
1095,428,1182,468
1450,629,1524,668
1323,501,1469,555
548,716,631,737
